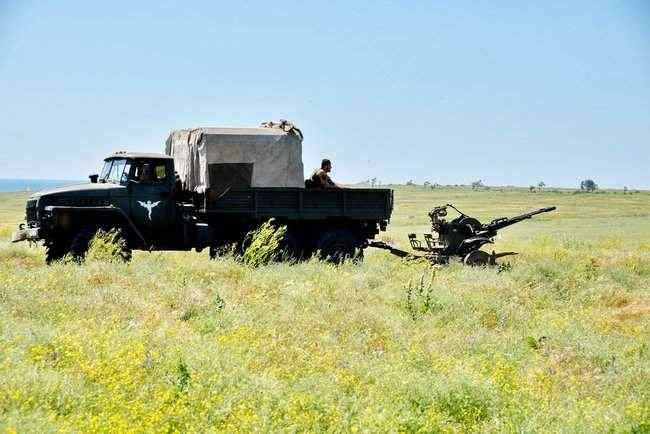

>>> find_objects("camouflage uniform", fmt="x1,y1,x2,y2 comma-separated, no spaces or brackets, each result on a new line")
310,168,336,189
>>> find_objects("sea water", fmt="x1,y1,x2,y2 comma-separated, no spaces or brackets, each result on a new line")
0,179,83,193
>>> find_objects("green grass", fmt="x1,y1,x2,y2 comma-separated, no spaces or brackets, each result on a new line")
1,187,649,432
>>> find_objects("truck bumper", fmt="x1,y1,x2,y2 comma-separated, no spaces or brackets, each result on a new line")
11,225,40,243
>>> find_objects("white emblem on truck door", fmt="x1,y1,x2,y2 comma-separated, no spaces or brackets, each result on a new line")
137,200,161,221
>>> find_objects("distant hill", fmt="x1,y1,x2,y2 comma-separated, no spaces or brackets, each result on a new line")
0,179,83,193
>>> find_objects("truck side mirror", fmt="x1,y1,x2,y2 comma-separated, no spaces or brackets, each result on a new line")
89,174,99,183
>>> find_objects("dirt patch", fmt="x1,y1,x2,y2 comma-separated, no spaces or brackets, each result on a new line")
614,299,650,322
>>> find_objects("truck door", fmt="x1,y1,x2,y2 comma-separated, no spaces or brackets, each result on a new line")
129,159,176,238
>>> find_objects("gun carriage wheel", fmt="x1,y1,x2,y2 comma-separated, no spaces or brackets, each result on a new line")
463,250,490,266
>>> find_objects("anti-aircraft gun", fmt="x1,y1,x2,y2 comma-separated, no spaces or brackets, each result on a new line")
370,204,556,265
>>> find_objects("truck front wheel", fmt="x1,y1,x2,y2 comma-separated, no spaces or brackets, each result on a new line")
69,226,100,262
44,237,71,264
315,229,362,264
69,225,132,263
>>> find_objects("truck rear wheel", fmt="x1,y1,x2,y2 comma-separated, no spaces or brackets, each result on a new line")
280,230,303,261
315,229,361,264
209,243,235,259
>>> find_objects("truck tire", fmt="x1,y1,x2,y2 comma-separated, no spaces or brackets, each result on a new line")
69,226,99,262
209,243,233,260
315,229,361,264
70,225,132,263
280,230,303,261
44,237,71,264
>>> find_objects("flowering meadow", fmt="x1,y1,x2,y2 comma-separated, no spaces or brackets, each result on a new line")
1,187,649,432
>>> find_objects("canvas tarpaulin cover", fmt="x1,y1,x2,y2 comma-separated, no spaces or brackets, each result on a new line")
165,122,305,192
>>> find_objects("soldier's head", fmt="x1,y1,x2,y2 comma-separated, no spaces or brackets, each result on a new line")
321,159,332,173
139,164,153,182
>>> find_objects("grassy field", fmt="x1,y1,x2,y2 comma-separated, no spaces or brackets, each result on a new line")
1,187,649,432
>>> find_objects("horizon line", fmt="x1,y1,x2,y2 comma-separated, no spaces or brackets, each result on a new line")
0,178,646,192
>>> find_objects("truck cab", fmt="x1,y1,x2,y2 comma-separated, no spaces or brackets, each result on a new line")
98,152,178,236
12,152,188,263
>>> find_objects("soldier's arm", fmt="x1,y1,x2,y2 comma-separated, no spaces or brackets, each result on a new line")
325,175,341,189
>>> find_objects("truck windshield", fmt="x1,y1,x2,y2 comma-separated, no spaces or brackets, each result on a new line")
100,159,130,184
99,161,112,181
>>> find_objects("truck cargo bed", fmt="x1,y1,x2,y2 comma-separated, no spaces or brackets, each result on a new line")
202,188,393,221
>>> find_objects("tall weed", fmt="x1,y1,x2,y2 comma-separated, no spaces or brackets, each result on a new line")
241,219,287,267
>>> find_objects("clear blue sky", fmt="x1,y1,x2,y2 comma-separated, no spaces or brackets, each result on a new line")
1,0,648,188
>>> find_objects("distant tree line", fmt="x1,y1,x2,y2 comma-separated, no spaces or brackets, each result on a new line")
381,177,641,194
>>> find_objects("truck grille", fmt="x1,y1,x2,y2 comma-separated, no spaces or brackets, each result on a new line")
26,199,37,222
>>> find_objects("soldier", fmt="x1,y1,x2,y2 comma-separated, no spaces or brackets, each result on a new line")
136,163,153,183
309,159,340,189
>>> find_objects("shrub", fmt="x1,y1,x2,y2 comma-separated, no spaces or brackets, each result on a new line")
176,359,191,392
213,293,226,311
242,219,287,267
86,229,131,263
580,179,598,192
405,271,440,320
471,179,484,189
435,382,493,426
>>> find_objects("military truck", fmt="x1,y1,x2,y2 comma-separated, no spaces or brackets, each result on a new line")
12,122,393,264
